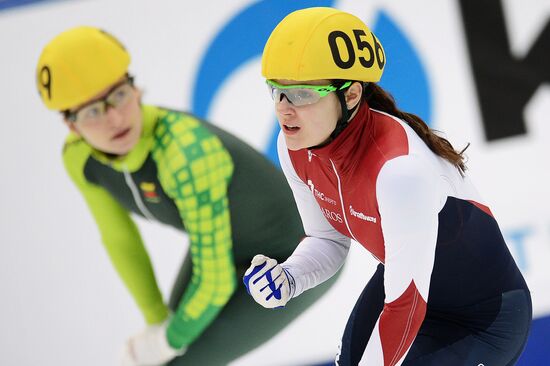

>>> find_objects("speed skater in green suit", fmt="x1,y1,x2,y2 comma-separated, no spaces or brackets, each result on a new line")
35,26,341,366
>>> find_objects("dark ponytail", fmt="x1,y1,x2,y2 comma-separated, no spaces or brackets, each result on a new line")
363,83,468,174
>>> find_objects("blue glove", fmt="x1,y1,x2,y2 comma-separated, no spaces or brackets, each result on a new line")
243,254,295,308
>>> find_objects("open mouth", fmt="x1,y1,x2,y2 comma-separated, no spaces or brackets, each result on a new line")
283,124,300,131
112,128,131,140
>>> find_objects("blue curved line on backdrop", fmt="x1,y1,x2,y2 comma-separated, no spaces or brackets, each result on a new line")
191,0,335,118
191,0,334,165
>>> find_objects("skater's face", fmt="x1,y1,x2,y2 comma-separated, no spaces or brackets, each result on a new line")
268,79,362,150
63,75,143,155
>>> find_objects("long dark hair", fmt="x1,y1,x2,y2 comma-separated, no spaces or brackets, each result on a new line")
362,82,468,174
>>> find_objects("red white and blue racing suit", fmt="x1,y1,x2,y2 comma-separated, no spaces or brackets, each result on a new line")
279,102,531,366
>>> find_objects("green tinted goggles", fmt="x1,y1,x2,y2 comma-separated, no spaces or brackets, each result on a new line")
266,80,352,106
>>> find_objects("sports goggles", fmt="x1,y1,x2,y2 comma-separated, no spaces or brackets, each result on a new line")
65,76,135,125
266,80,352,106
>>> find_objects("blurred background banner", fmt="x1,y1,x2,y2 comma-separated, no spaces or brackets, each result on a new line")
0,0,548,365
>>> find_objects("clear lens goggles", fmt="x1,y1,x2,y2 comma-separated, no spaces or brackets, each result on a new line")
65,76,135,125
266,80,352,106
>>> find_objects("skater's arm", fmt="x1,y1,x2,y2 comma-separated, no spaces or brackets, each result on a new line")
63,137,168,325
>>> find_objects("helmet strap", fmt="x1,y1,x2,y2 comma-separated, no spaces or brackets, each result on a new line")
330,90,357,140
309,82,361,150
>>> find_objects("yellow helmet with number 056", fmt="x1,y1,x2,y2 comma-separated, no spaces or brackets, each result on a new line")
262,7,385,82
36,26,130,111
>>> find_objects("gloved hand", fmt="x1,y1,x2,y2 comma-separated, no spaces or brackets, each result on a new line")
243,254,295,308
119,319,186,366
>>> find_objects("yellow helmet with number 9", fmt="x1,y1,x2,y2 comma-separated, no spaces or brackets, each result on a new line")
262,7,385,83
36,26,130,111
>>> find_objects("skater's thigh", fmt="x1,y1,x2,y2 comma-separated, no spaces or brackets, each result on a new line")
404,289,532,366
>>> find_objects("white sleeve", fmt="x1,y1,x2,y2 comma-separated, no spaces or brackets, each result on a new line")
378,155,439,302
360,154,439,366
277,133,351,297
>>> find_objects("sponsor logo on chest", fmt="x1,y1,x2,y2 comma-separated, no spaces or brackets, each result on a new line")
307,179,342,223
349,205,377,223
320,207,344,224
307,179,337,205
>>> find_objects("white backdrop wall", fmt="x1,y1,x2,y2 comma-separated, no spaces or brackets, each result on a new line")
0,0,548,365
